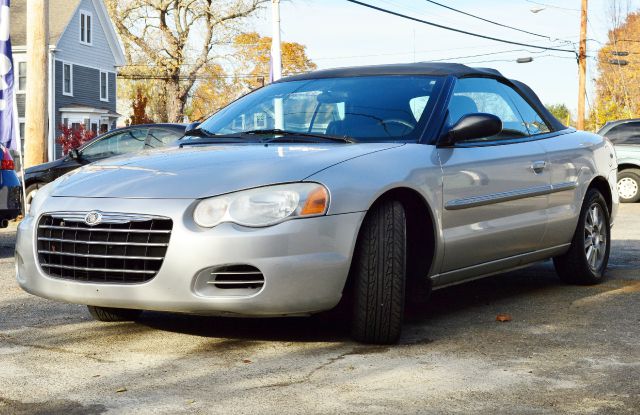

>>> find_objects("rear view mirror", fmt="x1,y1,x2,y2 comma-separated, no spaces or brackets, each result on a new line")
69,148,81,160
440,113,502,146
185,122,201,135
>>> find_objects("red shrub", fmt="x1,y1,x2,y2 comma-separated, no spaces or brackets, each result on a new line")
56,124,97,155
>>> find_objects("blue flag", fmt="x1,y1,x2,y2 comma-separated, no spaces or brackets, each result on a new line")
0,0,17,151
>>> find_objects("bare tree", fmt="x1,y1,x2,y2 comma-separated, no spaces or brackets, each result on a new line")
106,0,268,122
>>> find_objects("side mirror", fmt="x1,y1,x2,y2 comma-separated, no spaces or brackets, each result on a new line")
184,122,201,135
69,148,82,160
439,113,503,146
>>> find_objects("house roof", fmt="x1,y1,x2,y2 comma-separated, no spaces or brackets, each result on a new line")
9,0,125,66
9,0,82,46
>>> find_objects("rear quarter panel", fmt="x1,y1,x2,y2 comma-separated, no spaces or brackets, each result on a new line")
540,131,617,247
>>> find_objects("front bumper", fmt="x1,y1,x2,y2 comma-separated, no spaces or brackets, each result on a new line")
16,197,365,316
609,167,620,225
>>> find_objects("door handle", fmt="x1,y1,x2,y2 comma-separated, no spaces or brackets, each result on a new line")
531,161,547,174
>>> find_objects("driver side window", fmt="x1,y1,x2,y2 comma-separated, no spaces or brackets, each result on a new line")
82,128,148,158
448,78,529,142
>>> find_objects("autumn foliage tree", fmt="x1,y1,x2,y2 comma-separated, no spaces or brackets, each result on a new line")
129,88,154,125
187,64,239,122
233,32,318,90
590,11,640,130
546,104,573,126
188,32,317,121
106,0,268,122
56,124,96,155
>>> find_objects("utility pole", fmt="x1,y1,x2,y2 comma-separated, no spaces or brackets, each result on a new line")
270,0,282,82
271,0,283,129
24,0,48,167
577,0,588,130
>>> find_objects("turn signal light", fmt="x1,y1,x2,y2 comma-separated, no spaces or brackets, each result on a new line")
301,186,329,216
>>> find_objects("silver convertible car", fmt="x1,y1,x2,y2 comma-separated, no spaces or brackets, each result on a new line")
17,63,618,344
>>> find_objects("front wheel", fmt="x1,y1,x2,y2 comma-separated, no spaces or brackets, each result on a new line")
553,189,611,285
87,305,142,322
617,169,640,203
350,200,407,344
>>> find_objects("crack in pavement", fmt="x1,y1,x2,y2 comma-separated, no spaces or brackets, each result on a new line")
0,334,117,363
250,346,389,389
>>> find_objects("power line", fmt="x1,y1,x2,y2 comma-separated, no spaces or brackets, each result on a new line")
344,0,577,54
423,0,557,40
429,48,550,62
118,73,269,80
525,0,580,12
462,54,577,65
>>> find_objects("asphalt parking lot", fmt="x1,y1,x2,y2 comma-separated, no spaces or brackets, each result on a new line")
1,205,639,414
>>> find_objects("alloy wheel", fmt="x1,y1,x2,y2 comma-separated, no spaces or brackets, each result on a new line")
584,204,607,271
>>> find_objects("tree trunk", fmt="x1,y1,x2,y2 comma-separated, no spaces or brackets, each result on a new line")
164,77,185,123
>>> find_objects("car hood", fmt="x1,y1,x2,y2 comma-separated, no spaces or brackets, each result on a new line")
25,159,64,175
51,143,403,199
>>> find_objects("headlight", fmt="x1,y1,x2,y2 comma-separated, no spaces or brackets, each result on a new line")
193,183,329,228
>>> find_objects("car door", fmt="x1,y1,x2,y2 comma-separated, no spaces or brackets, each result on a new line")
438,77,550,276
500,84,582,250
80,128,149,162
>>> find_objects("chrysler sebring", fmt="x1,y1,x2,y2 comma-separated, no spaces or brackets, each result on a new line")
16,63,618,344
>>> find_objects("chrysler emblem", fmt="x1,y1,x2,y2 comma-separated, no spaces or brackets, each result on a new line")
84,211,103,226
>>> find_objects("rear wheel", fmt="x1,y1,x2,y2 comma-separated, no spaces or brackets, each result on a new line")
553,189,610,285
350,200,406,344
87,305,142,322
617,169,640,203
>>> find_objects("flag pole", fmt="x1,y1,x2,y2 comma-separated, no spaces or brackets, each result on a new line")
1,0,27,216
12,91,26,216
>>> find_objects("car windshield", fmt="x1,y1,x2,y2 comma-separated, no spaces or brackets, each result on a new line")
194,75,444,142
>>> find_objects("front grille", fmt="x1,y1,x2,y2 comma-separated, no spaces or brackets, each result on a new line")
37,212,172,283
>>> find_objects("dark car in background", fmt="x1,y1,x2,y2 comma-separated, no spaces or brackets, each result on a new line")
23,124,186,209
0,144,22,225
598,119,640,203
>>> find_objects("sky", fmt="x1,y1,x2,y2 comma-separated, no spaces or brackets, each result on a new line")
251,0,640,114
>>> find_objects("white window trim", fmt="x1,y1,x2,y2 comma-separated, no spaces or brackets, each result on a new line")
79,10,93,46
16,60,27,93
100,71,109,102
62,62,73,96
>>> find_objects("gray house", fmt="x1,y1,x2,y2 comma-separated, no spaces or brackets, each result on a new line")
11,0,125,160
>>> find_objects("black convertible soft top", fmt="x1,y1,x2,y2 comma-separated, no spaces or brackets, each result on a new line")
278,62,567,132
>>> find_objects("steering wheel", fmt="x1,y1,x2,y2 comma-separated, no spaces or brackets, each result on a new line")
379,119,416,135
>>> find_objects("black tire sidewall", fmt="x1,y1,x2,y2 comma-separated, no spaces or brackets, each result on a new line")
350,200,407,344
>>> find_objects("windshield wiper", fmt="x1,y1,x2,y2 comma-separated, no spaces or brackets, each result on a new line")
183,127,217,138
180,128,253,146
241,129,355,144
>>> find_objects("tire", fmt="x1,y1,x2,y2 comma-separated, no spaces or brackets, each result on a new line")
553,189,611,285
25,183,43,214
617,169,640,203
87,305,142,322
350,200,407,344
